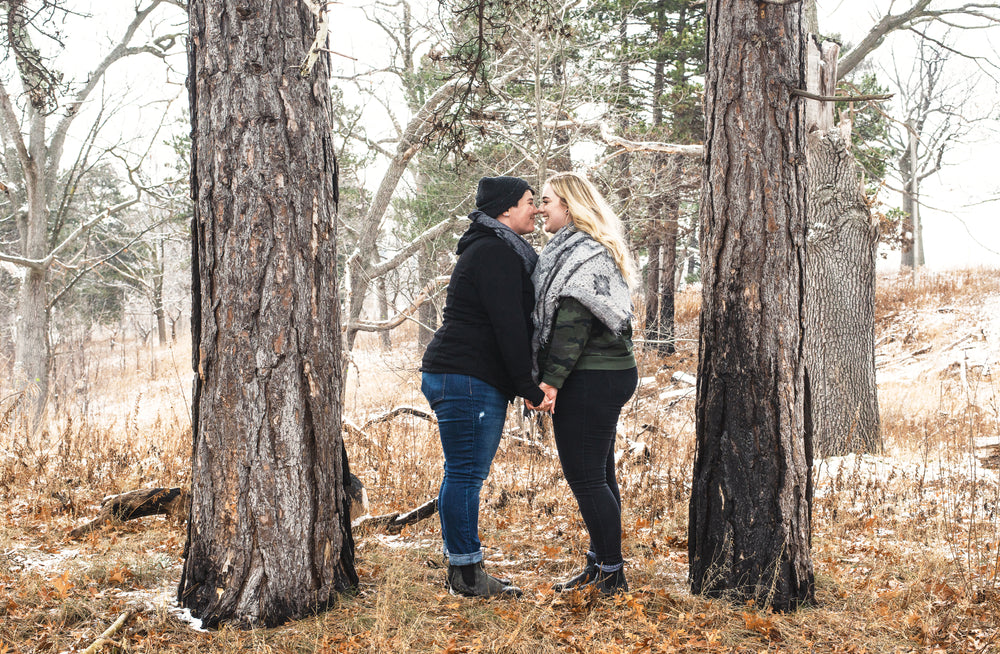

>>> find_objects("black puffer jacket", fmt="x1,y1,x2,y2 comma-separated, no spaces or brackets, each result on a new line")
421,222,545,406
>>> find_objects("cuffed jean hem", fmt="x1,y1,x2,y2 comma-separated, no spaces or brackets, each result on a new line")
446,549,484,566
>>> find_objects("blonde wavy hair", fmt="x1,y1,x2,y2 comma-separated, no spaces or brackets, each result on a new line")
545,172,637,287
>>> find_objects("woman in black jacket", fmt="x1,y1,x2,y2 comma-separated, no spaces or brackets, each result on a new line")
421,176,548,598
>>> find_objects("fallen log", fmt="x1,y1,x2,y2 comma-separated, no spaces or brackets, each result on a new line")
70,473,369,537
70,487,189,538
352,498,438,535
361,406,436,431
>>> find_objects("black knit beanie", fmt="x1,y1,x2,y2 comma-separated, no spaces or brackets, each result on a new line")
475,176,534,219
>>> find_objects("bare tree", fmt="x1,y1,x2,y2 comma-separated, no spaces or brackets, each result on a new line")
884,32,983,270
335,4,559,357
802,39,882,458
0,0,184,432
795,1,995,457
835,0,1000,82
101,194,189,346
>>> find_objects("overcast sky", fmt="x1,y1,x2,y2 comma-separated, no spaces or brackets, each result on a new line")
819,1,1000,270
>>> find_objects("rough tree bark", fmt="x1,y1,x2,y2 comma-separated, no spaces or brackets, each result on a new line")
803,39,881,458
688,0,815,611
179,0,357,627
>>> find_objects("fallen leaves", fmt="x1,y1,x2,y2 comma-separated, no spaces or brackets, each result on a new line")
742,610,782,642
49,571,73,599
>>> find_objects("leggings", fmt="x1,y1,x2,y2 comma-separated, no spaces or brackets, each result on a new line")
552,367,638,567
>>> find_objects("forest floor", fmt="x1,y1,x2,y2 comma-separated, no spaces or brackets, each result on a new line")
1,268,999,653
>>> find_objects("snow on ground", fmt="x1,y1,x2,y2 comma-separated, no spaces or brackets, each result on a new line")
876,293,1000,386
815,450,1000,492
4,546,81,573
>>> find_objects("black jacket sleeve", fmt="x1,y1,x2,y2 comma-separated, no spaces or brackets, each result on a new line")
475,244,545,406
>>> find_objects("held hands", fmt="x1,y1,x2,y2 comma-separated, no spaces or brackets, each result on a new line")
531,382,557,414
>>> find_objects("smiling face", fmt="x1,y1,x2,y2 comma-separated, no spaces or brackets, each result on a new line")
497,189,538,236
540,183,571,234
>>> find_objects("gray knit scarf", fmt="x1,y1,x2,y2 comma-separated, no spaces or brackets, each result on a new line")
531,225,633,379
469,210,538,275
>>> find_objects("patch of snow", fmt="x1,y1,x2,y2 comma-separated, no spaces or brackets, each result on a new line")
671,371,696,386
658,388,693,401
367,534,439,551
815,452,999,490
5,547,80,573
172,607,208,632
113,577,210,632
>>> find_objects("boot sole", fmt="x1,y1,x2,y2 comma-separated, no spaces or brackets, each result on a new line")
448,585,523,599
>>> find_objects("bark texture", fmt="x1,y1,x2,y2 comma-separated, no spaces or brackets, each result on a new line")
689,0,815,611
179,0,357,628
803,38,881,458
804,131,880,456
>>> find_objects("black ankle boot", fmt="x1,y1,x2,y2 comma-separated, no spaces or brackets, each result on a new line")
448,563,522,598
479,561,512,586
553,553,598,592
584,567,628,595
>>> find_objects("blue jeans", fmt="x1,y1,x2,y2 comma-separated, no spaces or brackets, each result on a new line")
422,372,509,565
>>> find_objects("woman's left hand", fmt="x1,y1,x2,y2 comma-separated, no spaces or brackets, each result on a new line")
539,382,558,414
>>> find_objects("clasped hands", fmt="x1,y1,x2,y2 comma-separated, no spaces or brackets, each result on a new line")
526,382,558,414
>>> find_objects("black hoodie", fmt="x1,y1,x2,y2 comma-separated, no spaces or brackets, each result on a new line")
421,222,545,406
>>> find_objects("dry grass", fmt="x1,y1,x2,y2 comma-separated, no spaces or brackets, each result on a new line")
1,269,999,652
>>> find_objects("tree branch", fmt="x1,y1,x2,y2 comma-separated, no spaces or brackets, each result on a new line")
791,89,894,102
0,81,32,176
369,214,465,278
47,0,181,184
0,250,44,271
837,0,1000,80
598,122,704,156
47,214,164,310
346,275,450,332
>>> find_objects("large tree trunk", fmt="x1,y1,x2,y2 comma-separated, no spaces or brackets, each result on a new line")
804,130,881,457
689,0,814,611
803,39,881,458
179,1,357,628
13,265,49,423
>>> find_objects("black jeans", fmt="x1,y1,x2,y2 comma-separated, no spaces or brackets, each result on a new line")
552,367,638,567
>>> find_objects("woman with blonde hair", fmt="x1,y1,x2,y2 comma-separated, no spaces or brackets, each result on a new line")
530,171,638,595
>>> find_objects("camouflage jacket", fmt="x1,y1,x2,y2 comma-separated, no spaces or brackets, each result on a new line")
537,297,636,389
